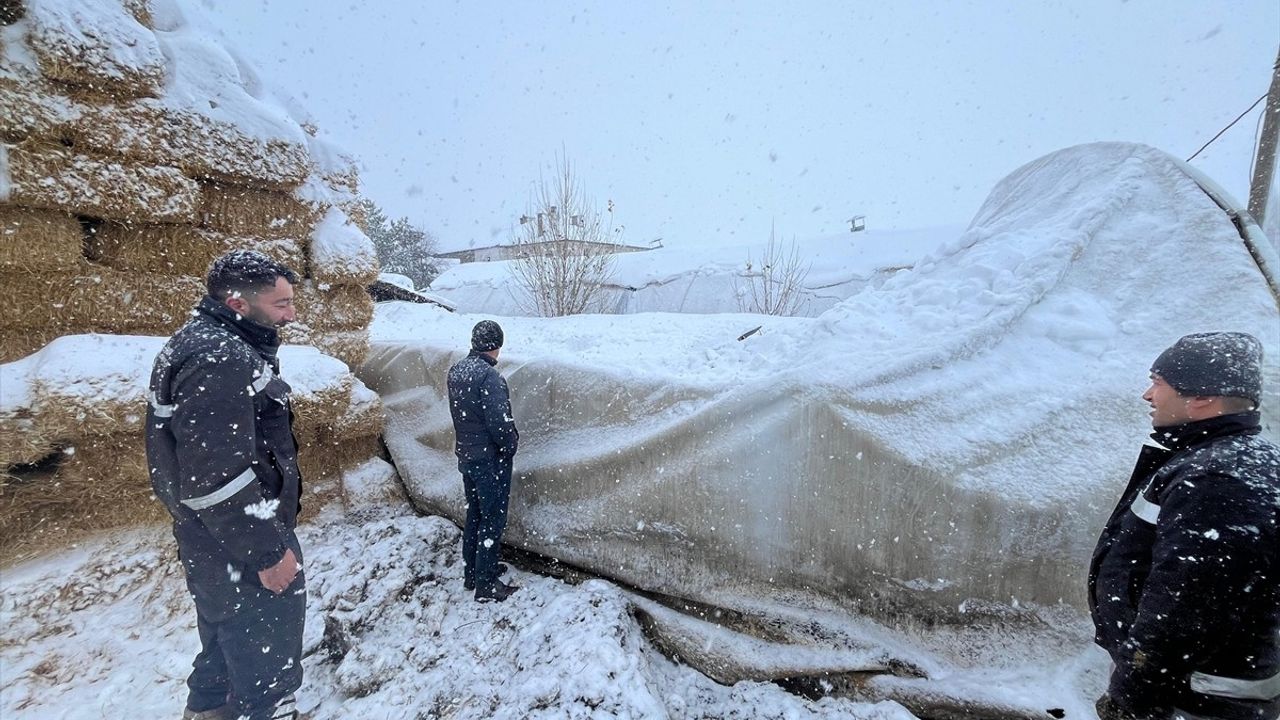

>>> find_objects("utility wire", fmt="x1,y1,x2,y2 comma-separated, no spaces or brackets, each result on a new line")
1187,92,1267,162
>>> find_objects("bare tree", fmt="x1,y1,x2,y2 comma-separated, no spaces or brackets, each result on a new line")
509,157,619,316
736,225,811,316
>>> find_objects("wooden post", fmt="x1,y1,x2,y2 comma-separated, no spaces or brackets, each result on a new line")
1247,49,1280,228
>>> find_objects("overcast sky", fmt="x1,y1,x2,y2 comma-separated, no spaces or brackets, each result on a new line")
201,1,1278,251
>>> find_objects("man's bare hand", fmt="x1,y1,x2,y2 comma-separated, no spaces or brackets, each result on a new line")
258,548,299,594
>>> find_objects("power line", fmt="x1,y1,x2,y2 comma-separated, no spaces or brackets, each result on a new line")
1187,92,1267,162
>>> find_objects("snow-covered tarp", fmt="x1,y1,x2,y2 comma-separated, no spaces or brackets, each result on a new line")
361,143,1280,628
429,226,954,317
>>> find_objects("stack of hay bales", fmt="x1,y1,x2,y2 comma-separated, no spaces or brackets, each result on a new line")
0,0,387,560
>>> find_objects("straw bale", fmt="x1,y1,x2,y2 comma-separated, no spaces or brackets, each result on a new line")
0,435,166,561
282,323,371,370
121,0,152,28
0,207,84,272
73,102,310,190
315,329,371,370
3,141,199,223
0,413,56,468
338,198,369,234
0,263,202,332
334,387,384,439
88,223,306,277
199,183,321,241
31,383,147,443
25,0,166,100
290,374,355,442
0,75,77,143
296,434,386,523
0,325,171,364
293,282,375,332
294,380,382,447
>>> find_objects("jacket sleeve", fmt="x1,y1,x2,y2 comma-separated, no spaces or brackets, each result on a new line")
170,350,288,572
1107,473,1269,717
481,370,519,457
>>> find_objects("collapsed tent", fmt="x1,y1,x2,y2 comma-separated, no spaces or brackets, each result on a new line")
360,143,1279,627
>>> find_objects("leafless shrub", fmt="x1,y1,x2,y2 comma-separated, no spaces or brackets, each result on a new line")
736,226,811,316
509,157,619,316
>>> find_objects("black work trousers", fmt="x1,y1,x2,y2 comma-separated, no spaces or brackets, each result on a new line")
460,455,513,594
182,549,306,720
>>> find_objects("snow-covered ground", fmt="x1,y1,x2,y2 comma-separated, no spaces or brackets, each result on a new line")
1,460,1110,720
1,459,959,720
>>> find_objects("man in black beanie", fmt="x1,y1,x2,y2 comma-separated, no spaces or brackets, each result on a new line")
447,320,521,602
1089,332,1279,720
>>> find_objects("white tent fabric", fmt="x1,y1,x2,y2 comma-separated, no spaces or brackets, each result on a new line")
359,143,1279,624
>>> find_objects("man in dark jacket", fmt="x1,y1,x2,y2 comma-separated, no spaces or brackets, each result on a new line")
1090,332,1280,720
448,320,521,602
147,250,306,720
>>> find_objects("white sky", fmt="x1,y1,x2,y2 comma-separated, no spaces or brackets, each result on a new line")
201,1,1279,251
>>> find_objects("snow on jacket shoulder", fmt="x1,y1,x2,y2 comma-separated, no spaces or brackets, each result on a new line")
447,351,519,462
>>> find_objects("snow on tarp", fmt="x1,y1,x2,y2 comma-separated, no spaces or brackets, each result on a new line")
361,143,1280,628
428,226,955,317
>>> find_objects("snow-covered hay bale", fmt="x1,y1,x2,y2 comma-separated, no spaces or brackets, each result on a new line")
0,435,165,561
1,335,358,463
0,264,201,332
296,434,386,521
2,141,200,223
280,324,372,370
294,281,376,332
290,375,356,440
0,207,83,272
308,207,379,286
72,103,311,190
318,329,371,371
0,324,171,365
0,413,52,468
87,223,306,277
198,183,320,240
0,76,75,143
24,0,166,100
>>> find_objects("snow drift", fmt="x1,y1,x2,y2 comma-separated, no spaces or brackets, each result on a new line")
360,143,1280,626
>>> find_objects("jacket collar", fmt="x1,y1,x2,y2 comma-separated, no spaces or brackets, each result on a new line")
1150,411,1260,452
469,349,497,367
196,295,281,356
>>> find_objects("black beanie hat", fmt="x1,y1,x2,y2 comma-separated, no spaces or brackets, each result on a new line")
1150,332,1263,404
471,320,504,352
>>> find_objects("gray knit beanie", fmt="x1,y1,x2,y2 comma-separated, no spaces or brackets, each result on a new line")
471,320,504,353
1150,332,1263,404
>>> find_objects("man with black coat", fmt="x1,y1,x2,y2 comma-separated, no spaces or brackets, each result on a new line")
147,250,306,720
448,320,521,602
1090,332,1280,720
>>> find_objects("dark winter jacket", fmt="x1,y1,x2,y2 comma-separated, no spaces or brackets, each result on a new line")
146,296,303,579
1089,412,1280,720
447,351,519,463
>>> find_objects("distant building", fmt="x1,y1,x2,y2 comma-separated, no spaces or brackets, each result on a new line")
435,239,655,264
